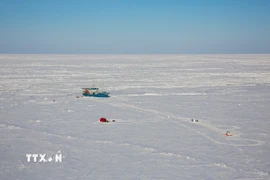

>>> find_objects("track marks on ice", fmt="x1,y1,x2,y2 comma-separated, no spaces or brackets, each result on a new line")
0,123,227,169
95,100,264,147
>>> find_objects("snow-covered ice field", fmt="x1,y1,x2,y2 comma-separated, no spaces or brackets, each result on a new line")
0,54,270,180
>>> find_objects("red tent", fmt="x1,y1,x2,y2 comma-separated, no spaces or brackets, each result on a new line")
100,118,108,123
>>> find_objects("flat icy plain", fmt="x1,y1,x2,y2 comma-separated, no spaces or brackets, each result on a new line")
0,54,270,180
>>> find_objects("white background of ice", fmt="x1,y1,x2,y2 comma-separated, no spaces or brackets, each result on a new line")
0,54,270,180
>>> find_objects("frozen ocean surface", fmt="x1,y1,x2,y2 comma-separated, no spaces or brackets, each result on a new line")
0,54,270,180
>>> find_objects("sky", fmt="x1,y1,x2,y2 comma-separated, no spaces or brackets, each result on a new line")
0,0,270,54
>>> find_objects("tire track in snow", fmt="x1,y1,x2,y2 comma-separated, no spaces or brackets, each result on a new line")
0,123,228,169
234,178,270,180
94,99,264,147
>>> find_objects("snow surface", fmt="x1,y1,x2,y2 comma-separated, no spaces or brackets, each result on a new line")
0,54,270,180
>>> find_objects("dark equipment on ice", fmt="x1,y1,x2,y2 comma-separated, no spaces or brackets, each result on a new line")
191,119,199,122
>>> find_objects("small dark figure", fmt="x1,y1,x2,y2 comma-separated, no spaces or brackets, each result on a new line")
195,119,198,122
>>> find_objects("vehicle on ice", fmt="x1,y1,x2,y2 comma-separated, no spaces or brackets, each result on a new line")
225,131,232,136
100,118,115,123
82,87,110,97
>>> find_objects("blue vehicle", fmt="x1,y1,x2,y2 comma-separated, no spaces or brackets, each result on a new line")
82,87,110,97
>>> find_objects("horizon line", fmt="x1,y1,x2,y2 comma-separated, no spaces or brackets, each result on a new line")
1,53,270,55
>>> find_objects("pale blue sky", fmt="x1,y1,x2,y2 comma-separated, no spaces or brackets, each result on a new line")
0,0,270,54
